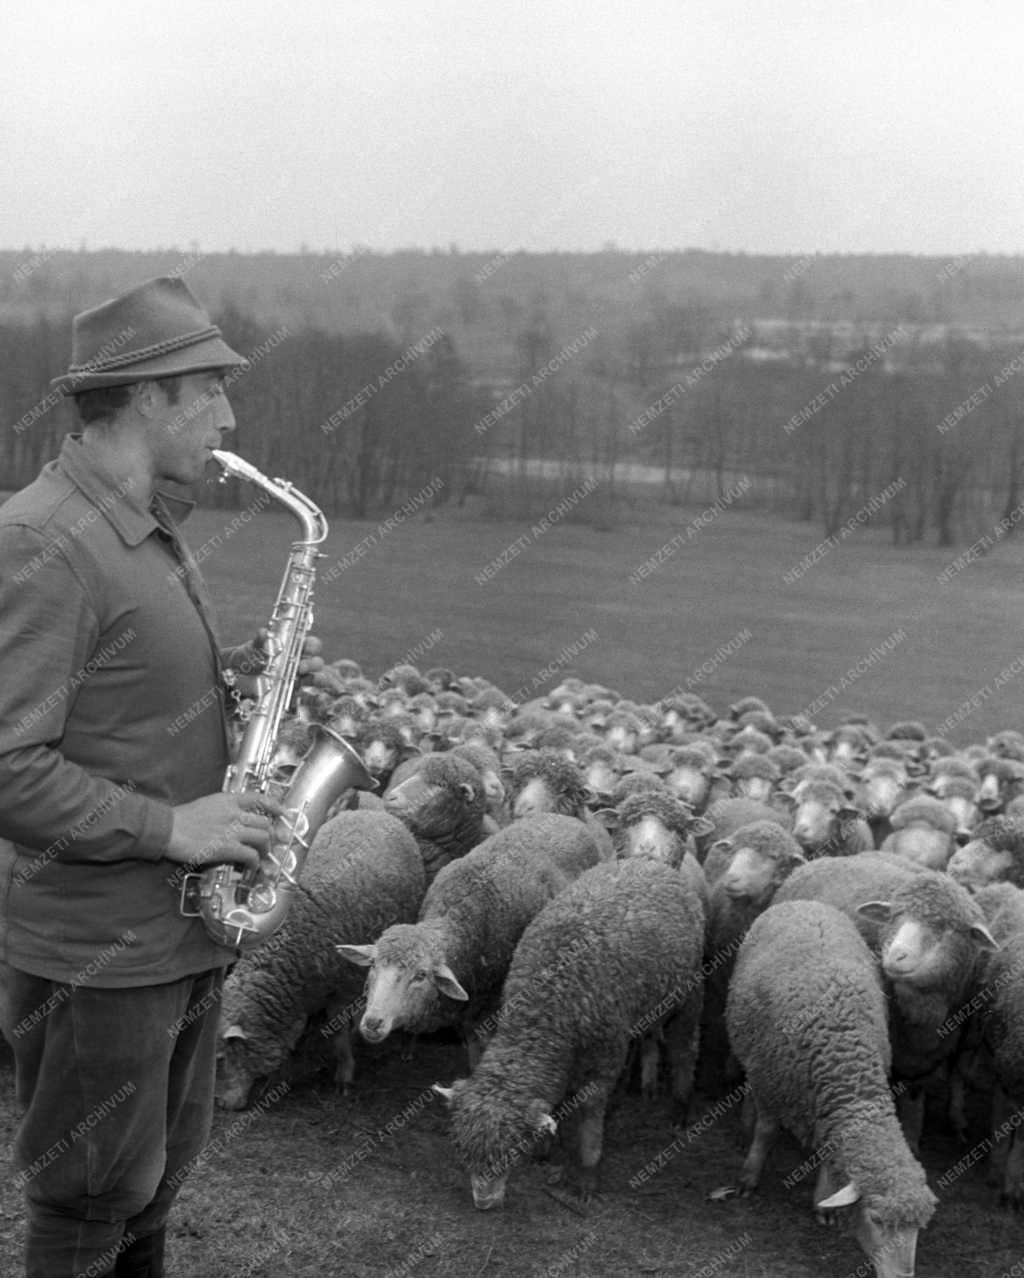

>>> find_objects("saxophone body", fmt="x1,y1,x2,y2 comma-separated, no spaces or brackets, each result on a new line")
180,448,375,951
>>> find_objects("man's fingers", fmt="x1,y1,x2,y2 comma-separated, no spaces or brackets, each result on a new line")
235,792,285,818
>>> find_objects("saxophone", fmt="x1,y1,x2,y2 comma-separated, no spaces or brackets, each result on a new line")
180,448,375,951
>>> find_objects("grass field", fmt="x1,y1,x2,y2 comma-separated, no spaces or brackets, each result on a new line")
3,494,1024,1277
194,491,1023,743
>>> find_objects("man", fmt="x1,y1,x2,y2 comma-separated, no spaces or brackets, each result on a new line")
0,276,322,1277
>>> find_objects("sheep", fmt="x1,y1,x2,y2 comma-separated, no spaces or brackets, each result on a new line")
450,741,507,828
879,795,957,870
358,717,421,790
433,857,706,1208
338,814,606,1063
948,814,1024,891
781,778,874,858
695,796,791,861
382,750,488,883
727,754,780,804
774,853,927,951
724,901,937,1278
578,743,624,807
661,743,729,813
216,811,425,1110
698,821,806,1092
977,756,1024,815
855,870,999,1152
504,748,613,856
924,768,981,843
952,882,1024,1205
852,758,913,845
601,790,713,874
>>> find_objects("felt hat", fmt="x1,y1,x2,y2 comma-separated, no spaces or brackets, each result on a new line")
50,275,247,393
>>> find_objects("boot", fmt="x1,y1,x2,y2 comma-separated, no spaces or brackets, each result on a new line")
114,1228,165,1278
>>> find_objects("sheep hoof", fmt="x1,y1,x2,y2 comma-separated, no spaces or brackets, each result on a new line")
999,1186,1024,1211
707,1185,739,1202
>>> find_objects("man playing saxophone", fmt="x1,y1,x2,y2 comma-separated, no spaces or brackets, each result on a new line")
0,276,322,1278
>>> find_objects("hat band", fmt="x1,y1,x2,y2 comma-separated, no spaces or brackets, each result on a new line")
66,324,223,377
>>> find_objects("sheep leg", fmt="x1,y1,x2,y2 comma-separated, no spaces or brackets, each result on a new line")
464,1029,487,1072
1004,1125,1024,1210
896,1084,925,1156
640,1030,662,1101
738,1103,778,1194
665,995,702,1128
330,1025,356,1094
947,1058,970,1144
987,1086,1011,1189
574,1086,614,1203
813,1161,842,1225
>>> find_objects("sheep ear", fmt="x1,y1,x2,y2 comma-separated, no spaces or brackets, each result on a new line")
857,901,893,922
433,963,469,1001
774,792,797,811
222,1024,248,1042
969,922,1000,952
430,1082,457,1105
336,943,378,967
817,1181,861,1209
591,807,621,832
687,816,716,838
838,805,862,821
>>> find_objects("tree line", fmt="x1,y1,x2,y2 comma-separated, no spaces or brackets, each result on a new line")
2,300,1023,547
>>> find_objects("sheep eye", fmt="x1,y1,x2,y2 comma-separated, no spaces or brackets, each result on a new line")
412,970,428,983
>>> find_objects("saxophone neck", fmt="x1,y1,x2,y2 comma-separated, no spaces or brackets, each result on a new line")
211,448,327,544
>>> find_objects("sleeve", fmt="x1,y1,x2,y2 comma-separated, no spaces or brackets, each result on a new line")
0,523,174,863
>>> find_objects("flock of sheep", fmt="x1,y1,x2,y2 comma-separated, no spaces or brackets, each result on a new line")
215,662,1024,1278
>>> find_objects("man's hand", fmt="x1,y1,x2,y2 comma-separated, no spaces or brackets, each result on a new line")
225,629,325,698
165,791,285,870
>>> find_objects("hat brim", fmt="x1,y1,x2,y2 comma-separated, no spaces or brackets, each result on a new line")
50,334,248,394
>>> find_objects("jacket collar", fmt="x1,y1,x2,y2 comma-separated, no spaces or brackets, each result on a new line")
58,434,196,546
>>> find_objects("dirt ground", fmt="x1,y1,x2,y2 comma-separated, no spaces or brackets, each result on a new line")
2,1029,1021,1278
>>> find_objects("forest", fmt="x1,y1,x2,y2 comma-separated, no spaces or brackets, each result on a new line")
2,246,1024,546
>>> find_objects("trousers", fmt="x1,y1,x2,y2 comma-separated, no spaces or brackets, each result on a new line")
1,964,224,1278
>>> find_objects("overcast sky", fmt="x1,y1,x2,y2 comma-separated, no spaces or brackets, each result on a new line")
5,0,1024,258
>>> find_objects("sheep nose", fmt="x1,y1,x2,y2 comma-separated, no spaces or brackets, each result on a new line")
360,1015,386,1041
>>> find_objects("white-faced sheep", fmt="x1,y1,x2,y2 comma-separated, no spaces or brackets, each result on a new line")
727,754,780,804
781,778,874,858
216,811,425,1110
948,814,1024,892
855,871,999,1152
601,789,714,876
698,820,806,1093
724,901,937,1278
661,743,729,813
853,757,914,845
434,857,706,1208
338,814,606,1063
504,748,613,855
382,751,488,883
879,795,957,870
925,763,981,842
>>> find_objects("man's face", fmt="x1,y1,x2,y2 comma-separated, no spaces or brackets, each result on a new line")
147,371,236,483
